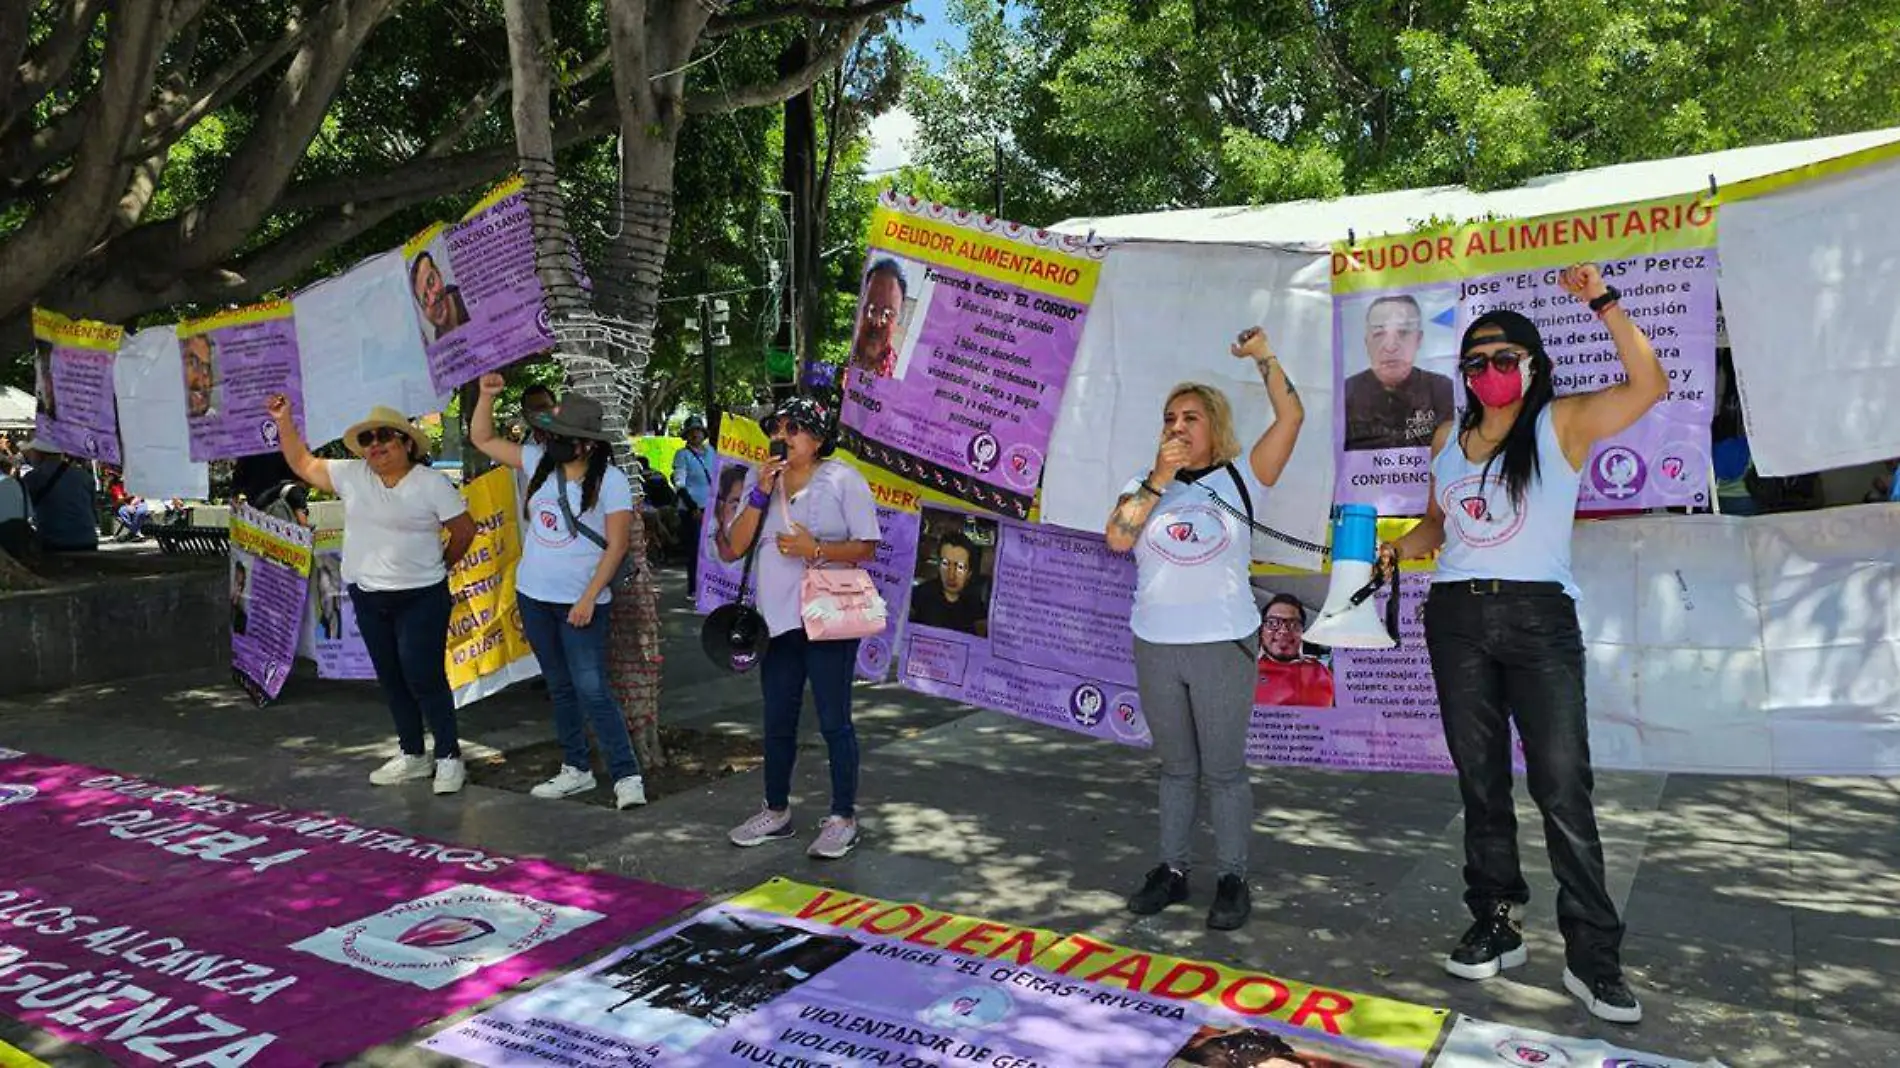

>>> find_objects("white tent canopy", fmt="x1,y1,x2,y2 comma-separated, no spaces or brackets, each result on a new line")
1055,126,1900,246
0,386,34,431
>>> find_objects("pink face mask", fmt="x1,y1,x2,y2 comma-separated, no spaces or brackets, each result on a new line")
1467,362,1529,408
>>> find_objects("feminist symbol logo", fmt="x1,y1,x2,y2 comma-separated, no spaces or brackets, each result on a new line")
261,420,281,447
967,433,1000,473
1069,685,1105,727
1592,446,1647,500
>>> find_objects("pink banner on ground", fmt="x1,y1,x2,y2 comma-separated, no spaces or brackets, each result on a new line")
0,750,699,1067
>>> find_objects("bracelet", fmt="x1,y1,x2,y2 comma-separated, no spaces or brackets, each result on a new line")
812,543,826,565
746,487,771,509
1139,479,1166,498
1588,286,1622,313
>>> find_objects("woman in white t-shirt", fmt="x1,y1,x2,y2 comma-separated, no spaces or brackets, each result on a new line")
267,395,476,794
1104,326,1305,932
718,395,882,861
470,375,647,810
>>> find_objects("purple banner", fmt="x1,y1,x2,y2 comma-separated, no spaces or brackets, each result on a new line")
406,182,556,394
30,313,121,465
836,196,1104,519
230,505,314,706
311,533,375,680
180,303,305,463
0,749,700,1068
1333,254,1718,516
899,508,1151,746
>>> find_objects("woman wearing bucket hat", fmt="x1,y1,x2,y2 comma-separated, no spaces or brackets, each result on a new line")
1377,264,1664,1024
266,394,476,794
719,395,882,859
470,374,647,809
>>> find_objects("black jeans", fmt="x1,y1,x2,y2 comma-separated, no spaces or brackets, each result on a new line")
1424,581,1624,978
348,581,460,760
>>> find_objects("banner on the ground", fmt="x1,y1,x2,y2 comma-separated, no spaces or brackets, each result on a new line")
448,466,541,705
838,193,1106,519
695,416,925,682
899,505,1152,746
404,177,557,394
309,528,375,680
425,877,1448,1067
1331,194,1720,516
229,504,314,706
178,300,305,462
29,308,122,465
1433,1016,1711,1067
0,750,699,1067
293,249,447,448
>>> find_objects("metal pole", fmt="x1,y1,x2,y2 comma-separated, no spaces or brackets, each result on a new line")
993,0,1006,217
700,297,718,443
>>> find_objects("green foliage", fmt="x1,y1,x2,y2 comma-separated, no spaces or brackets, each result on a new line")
903,0,1900,223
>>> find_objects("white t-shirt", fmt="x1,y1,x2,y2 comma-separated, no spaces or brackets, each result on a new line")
1124,465,1260,644
734,461,883,637
328,459,468,591
515,442,635,606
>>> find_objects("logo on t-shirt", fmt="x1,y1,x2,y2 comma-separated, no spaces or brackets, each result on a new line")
1143,502,1231,566
529,500,576,548
1441,473,1526,549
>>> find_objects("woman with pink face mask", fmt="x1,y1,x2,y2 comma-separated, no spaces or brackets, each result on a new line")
1377,263,1664,1026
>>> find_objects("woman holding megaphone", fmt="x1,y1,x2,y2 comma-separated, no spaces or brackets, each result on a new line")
1377,264,1664,1024
1106,325,1303,932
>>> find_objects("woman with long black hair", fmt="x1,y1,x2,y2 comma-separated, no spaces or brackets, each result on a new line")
470,374,646,809
1378,264,1665,1023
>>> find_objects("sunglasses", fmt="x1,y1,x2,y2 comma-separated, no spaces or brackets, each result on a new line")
356,427,405,448
760,416,819,438
1260,617,1302,633
1459,349,1529,376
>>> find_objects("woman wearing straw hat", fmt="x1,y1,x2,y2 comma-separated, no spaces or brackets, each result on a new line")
267,394,476,794
469,374,647,809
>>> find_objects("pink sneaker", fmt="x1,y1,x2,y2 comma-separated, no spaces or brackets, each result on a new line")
728,806,794,847
807,815,860,859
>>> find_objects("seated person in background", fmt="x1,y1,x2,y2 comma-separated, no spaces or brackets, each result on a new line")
0,455,29,556
1254,594,1334,708
233,450,310,524
633,458,679,555
909,531,988,636
19,438,97,552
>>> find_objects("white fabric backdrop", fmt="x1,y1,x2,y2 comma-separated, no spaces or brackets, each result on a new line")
1041,242,1336,568
293,250,446,448
1720,156,1900,477
113,325,207,500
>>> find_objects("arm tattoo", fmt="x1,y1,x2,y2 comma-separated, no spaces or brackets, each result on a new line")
1110,493,1148,538
1261,357,1297,399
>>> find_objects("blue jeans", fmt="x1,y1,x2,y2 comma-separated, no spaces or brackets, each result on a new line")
348,582,459,759
761,630,860,817
517,594,641,782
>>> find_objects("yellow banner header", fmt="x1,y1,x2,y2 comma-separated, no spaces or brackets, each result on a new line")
231,521,313,577
179,300,294,336
1331,194,1718,294
31,308,123,352
869,201,1102,305
717,414,973,515
732,879,1067,968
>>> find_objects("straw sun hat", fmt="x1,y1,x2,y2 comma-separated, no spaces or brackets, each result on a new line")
342,406,429,457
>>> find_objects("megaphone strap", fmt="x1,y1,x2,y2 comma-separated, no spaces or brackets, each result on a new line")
1193,477,1332,557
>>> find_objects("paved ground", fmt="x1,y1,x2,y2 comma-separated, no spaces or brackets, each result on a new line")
3,568,1899,1065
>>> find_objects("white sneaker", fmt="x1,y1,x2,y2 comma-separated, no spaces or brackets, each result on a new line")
613,776,647,809
369,754,432,786
433,758,466,795
531,765,597,800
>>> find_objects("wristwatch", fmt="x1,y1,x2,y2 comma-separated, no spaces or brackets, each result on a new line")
1589,286,1622,313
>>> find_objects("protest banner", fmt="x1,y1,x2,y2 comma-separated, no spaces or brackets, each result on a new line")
425,877,1450,1067
634,435,684,479
1432,1016,1707,1068
695,416,924,682
308,529,375,680
448,467,541,706
29,308,122,465
112,326,207,500
293,250,446,448
1331,194,1720,516
178,301,305,462
229,505,314,707
899,506,1154,746
0,749,699,1067
404,177,557,394
838,194,1106,519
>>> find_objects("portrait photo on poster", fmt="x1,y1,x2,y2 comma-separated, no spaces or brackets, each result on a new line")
314,554,345,640
849,253,933,382
1167,1021,1409,1068
230,553,253,638
409,238,470,344
909,507,997,638
32,340,56,420
181,332,219,420
1339,288,1460,453
1249,576,1335,709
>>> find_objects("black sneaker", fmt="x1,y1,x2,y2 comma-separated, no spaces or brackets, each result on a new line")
1125,864,1188,916
1443,903,1527,980
1563,967,1643,1024
1206,874,1251,931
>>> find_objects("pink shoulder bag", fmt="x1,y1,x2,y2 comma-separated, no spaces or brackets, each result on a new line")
800,565,886,641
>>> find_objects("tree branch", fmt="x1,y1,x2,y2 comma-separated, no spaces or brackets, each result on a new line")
126,7,325,161
686,15,887,116
707,0,909,38
1,0,109,138
0,1,33,134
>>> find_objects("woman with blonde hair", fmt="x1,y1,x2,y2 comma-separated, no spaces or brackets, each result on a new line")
1106,326,1304,930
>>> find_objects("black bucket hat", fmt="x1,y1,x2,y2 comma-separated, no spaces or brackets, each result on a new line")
760,395,836,455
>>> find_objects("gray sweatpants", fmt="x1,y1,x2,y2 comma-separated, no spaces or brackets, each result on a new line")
1133,635,1259,879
